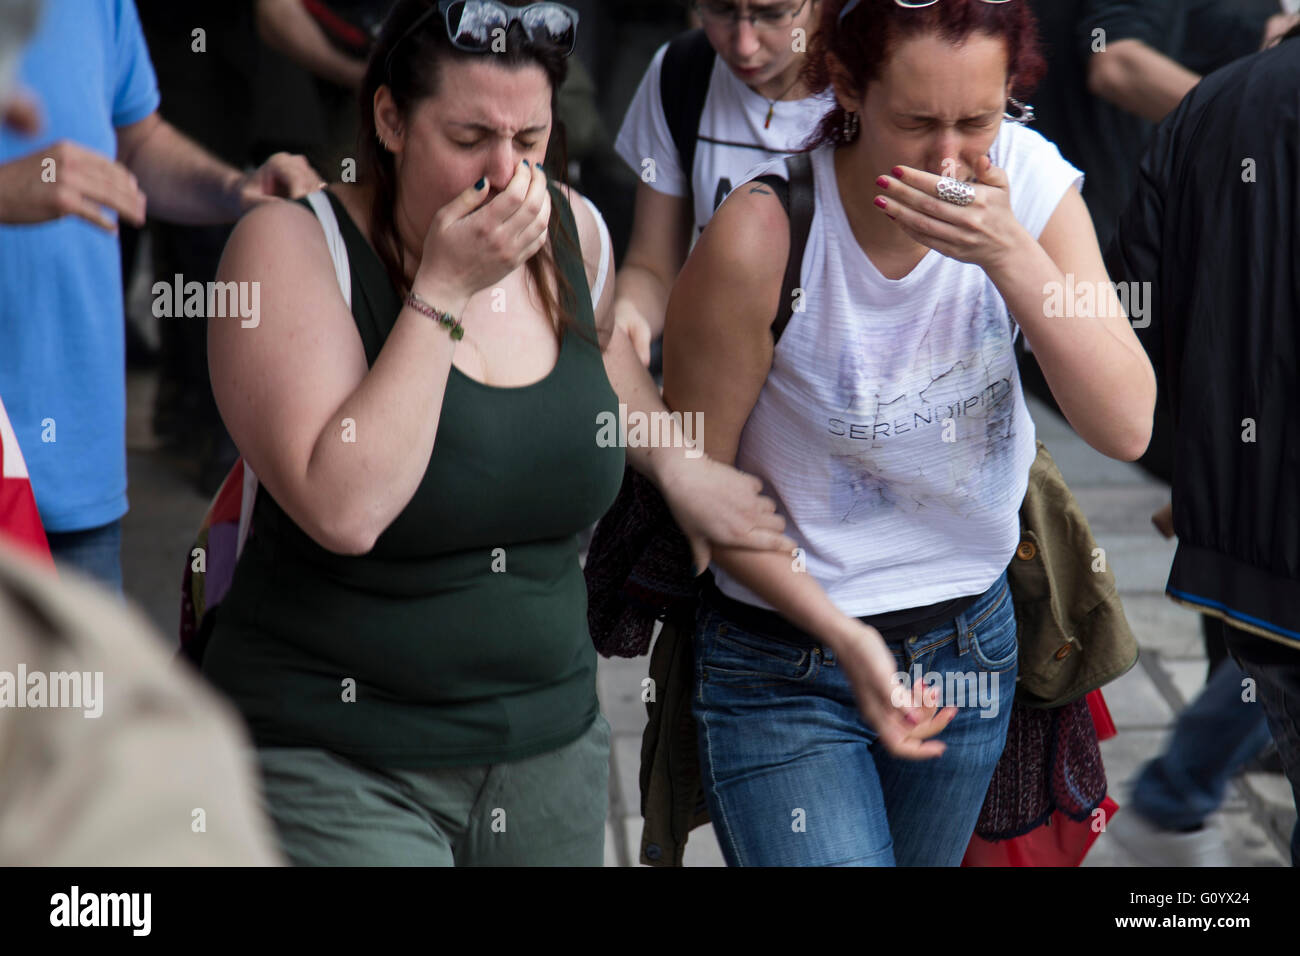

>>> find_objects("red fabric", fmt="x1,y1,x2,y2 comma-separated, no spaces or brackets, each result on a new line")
1087,687,1118,741
961,795,1120,867
962,690,1117,866
0,396,53,567
303,0,369,51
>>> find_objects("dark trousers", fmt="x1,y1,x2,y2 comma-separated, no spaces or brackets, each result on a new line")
1224,628,1300,866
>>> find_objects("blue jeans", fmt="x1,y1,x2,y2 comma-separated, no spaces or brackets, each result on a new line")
45,519,123,596
1131,652,1272,831
692,570,1018,866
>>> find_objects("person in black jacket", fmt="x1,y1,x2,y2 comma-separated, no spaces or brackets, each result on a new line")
1022,0,1290,486
1106,25,1300,866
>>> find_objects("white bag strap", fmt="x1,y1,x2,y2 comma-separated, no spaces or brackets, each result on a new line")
576,192,611,307
236,190,353,556
304,189,353,308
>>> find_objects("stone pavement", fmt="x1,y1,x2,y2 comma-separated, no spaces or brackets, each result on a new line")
119,371,1294,867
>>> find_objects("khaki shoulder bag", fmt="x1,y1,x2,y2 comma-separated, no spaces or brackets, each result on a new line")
1009,440,1139,708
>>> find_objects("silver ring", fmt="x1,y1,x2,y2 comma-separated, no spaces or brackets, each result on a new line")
937,176,976,207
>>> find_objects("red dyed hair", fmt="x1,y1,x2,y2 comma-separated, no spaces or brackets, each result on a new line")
804,0,1046,148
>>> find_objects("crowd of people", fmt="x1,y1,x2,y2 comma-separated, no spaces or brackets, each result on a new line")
0,0,1297,868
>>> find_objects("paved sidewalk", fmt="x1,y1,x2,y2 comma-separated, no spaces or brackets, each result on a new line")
118,371,1294,867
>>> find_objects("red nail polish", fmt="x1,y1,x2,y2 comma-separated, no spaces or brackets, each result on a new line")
892,166,904,178
873,196,888,209
875,176,890,189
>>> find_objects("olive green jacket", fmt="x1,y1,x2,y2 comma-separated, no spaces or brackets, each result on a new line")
637,617,709,866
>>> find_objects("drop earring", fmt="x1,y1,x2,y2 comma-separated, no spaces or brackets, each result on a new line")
1004,97,1035,125
842,110,860,143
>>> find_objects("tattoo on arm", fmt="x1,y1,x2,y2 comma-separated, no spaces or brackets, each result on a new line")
748,184,773,196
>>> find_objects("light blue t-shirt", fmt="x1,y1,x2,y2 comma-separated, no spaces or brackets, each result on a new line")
0,0,159,532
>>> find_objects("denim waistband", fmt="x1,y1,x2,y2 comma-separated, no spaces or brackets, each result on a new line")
699,573,981,648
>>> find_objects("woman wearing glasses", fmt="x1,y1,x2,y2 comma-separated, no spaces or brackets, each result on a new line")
612,0,832,364
662,0,1155,865
199,0,791,866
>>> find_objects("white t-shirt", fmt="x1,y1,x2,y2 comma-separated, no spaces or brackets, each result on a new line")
713,123,1085,616
614,40,836,238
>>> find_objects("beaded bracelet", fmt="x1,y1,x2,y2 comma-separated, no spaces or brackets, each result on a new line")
405,291,464,341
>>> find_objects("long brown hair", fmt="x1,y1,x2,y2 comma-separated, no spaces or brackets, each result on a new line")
356,0,582,341
804,0,1046,149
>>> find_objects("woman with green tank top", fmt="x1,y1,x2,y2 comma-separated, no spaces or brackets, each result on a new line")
202,0,796,867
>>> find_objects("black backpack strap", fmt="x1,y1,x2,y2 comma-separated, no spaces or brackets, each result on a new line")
659,29,716,193
771,151,814,346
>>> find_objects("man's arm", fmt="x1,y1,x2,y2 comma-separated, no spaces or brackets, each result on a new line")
116,112,320,225
1084,2,1296,124
1081,0,1195,123
256,0,368,90
1087,38,1201,123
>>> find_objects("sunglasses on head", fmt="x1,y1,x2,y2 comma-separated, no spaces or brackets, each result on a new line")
386,0,579,77
840,0,1013,21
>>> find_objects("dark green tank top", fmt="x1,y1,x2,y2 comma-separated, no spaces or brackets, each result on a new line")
201,187,626,768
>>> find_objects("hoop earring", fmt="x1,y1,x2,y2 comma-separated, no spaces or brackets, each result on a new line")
842,110,860,143
1004,96,1035,125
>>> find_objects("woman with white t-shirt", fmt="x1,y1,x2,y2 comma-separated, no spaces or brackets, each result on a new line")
661,0,1156,866
612,0,833,364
